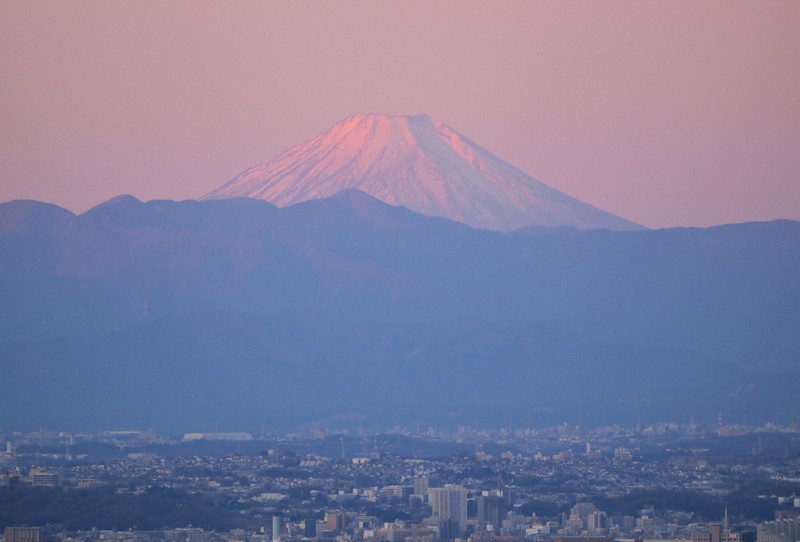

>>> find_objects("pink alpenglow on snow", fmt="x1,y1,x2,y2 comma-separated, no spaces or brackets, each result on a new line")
202,114,641,232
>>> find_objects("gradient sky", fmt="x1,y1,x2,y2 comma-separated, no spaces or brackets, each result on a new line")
1,1,798,228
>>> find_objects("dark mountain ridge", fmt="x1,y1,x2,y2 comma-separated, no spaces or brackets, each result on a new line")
0,194,798,432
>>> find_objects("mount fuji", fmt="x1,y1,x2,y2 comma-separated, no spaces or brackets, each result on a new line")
202,114,641,231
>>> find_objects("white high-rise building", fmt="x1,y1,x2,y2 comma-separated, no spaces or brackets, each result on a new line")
272,512,282,542
428,484,467,536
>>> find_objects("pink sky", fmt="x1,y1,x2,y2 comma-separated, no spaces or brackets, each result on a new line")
1,1,798,228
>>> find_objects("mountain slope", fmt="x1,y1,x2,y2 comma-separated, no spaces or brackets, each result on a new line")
0,196,797,431
202,114,641,231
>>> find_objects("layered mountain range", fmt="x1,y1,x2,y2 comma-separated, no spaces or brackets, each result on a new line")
202,114,640,231
1,114,797,432
1,193,798,433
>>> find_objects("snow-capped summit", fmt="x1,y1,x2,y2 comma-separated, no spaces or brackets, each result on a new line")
202,114,641,231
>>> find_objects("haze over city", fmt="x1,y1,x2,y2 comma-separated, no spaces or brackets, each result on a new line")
2,1,799,228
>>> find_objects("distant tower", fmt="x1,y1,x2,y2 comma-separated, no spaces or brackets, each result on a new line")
272,512,282,542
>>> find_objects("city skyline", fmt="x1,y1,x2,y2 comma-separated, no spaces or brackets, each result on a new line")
2,420,799,535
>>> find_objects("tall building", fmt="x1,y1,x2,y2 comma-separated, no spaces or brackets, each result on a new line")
695,524,743,542
414,476,429,501
272,513,282,542
303,518,316,538
29,468,59,487
587,511,608,532
568,502,597,532
5,528,43,542
325,511,347,532
428,485,467,537
758,519,799,542
477,494,503,531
